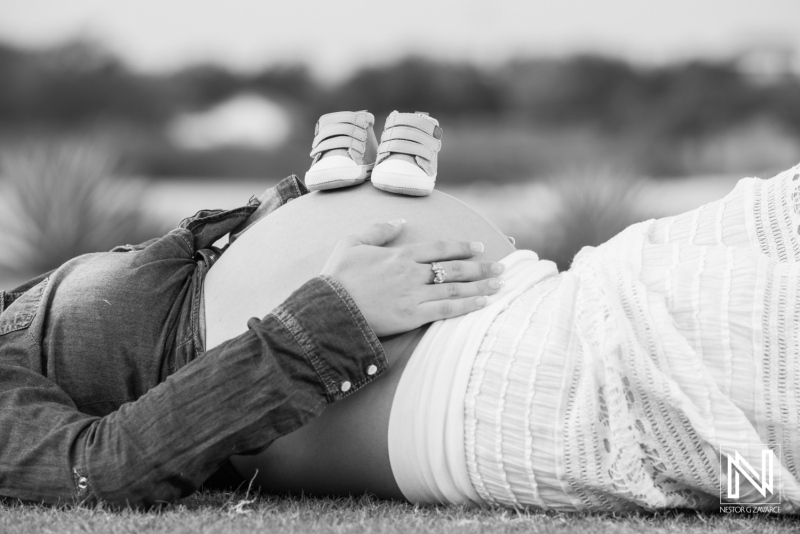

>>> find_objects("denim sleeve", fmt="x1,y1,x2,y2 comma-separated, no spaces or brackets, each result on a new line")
0,276,387,508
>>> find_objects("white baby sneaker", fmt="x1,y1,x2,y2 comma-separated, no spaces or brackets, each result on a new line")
305,110,378,191
371,111,443,196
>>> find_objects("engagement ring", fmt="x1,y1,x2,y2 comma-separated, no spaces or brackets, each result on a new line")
431,262,446,284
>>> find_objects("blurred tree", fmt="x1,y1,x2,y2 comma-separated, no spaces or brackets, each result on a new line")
320,57,503,121
762,79,800,136
501,56,642,130
2,38,800,180
646,62,759,138
249,65,319,105
0,40,172,128
172,64,243,110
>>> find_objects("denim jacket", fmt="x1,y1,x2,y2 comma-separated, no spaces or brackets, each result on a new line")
0,176,388,508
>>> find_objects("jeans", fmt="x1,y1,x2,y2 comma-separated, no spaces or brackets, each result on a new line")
0,176,388,507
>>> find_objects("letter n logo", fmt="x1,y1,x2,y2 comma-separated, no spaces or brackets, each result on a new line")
720,445,781,505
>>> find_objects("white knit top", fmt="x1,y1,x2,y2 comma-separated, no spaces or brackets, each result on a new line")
390,163,800,512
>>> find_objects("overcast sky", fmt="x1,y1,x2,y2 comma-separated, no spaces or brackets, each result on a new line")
1,0,798,81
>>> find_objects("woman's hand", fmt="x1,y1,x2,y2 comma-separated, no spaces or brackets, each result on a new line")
321,219,505,337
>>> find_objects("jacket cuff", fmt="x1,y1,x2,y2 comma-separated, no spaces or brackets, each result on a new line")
268,275,388,402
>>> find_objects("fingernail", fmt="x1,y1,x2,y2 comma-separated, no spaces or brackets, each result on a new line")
491,263,505,275
488,278,505,290
470,242,484,253
387,218,406,226
475,296,487,308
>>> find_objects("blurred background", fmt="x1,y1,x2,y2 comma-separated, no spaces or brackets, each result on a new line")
1,0,800,288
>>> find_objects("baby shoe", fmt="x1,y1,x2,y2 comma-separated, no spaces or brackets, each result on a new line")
305,110,378,191
371,111,443,196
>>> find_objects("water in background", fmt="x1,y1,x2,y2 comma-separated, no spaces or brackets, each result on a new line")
0,174,743,290
144,174,743,274
143,175,740,228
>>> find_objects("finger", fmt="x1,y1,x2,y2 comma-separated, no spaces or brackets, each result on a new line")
421,278,504,301
406,240,485,263
427,260,505,283
344,219,406,247
418,295,490,323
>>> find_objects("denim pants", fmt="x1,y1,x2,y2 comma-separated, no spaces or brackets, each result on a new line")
0,176,387,507
1,176,307,415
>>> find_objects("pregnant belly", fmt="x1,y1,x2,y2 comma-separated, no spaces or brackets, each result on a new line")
229,326,426,498
206,184,515,497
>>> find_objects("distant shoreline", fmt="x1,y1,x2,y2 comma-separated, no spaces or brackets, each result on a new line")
0,174,741,290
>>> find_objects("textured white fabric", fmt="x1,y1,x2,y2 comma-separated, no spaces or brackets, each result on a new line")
387,250,558,504
390,163,800,512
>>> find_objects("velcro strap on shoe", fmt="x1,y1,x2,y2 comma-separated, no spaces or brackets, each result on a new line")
380,125,442,152
312,122,368,149
316,110,373,133
310,135,364,158
377,139,435,161
383,113,443,140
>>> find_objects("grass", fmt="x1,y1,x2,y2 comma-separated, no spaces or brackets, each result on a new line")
2,491,798,534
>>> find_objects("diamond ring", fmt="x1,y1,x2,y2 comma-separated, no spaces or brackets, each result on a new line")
431,262,446,284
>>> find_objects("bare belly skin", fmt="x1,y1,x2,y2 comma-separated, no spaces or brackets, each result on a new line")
203,183,515,498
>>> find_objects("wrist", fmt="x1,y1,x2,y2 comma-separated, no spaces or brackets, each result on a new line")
272,276,388,401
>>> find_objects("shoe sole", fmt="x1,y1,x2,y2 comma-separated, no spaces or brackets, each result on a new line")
371,171,435,197
305,164,372,191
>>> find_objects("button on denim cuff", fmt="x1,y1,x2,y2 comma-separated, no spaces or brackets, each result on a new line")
269,275,388,402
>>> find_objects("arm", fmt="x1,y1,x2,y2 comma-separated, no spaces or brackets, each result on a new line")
1,277,384,508
0,220,501,508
